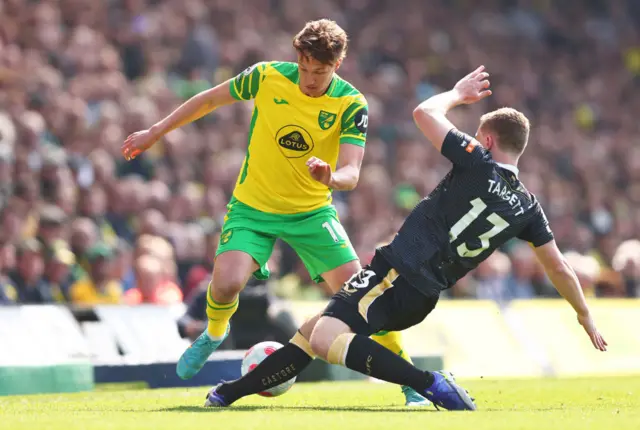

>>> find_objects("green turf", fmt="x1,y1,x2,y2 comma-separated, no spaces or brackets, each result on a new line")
1,377,638,430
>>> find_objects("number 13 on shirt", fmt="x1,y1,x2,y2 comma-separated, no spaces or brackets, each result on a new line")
449,197,509,258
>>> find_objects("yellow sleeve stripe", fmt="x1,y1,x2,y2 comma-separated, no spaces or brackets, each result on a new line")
343,103,364,125
229,79,244,100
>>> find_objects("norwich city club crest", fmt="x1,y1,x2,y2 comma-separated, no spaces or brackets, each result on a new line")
318,110,337,130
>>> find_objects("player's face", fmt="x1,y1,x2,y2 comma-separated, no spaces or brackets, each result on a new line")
297,54,340,97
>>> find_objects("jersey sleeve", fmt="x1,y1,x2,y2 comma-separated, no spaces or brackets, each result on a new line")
339,97,368,147
517,204,554,247
441,128,491,168
229,62,268,101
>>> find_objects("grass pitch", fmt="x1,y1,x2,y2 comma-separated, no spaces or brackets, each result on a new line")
1,377,638,430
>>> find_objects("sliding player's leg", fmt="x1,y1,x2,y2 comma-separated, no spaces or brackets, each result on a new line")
207,314,319,406
309,262,476,411
369,330,430,405
286,205,430,406
207,262,475,410
177,200,276,380
309,317,475,411
206,265,432,407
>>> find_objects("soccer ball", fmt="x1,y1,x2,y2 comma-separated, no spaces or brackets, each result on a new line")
241,341,296,397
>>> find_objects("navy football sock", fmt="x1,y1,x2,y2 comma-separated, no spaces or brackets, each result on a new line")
344,334,435,392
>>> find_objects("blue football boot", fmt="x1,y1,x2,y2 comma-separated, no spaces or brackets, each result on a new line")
204,385,230,408
176,324,230,380
422,371,476,411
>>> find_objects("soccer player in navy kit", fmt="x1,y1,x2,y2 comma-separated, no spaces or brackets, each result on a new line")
204,66,607,411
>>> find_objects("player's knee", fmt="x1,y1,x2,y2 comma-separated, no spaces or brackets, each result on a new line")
309,324,334,361
211,268,247,301
211,277,244,300
298,314,321,340
311,328,355,366
210,251,256,301
311,316,355,364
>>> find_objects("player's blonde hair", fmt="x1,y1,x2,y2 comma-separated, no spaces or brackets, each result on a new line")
479,107,530,156
293,19,348,64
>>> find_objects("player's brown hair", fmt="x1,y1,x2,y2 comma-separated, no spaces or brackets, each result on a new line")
293,19,348,64
479,107,530,155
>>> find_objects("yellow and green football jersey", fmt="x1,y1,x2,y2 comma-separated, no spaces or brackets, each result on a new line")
229,61,368,214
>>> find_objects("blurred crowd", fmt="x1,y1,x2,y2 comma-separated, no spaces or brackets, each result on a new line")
1,0,639,307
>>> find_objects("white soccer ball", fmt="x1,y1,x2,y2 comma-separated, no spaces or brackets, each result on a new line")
241,341,296,397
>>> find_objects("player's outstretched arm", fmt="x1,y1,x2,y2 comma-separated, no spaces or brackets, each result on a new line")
121,80,238,160
152,82,237,136
413,66,492,152
532,240,608,351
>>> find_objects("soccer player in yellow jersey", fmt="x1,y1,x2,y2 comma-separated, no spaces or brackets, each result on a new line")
122,19,429,406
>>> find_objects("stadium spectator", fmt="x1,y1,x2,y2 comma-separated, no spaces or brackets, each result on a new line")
112,239,136,292
69,243,123,305
10,239,52,304
0,240,17,305
505,244,538,300
146,180,172,214
612,239,640,298
43,241,76,303
474,252,512,303
68,218,98,283
564,251,602,298
0,145,14,207
123,254,182,305
137,208,167,237
1,205,25,246
184,226,220,298
78,185,118,246
10,180,40,240
36,204,68,252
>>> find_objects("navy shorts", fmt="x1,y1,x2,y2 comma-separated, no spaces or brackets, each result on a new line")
322,251,439,336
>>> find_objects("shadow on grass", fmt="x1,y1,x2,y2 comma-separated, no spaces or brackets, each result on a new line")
157,405,572,413
156,405,438,413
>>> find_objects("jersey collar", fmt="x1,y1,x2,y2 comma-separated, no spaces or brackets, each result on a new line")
496,162,519,176
323,76,337,96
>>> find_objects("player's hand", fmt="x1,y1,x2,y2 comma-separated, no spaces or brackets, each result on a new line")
577,312,608,351
121,129,160,161
453,65,492,105
306,156,333,187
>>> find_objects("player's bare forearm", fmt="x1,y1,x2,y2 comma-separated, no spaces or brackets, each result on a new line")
415,90,464,117
149,81,237,138
544,259,590,316
535,243,607,351
329,144,364,191
533,241,590,316
413,90,463,152
329,165,360,191
414,67,491,152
